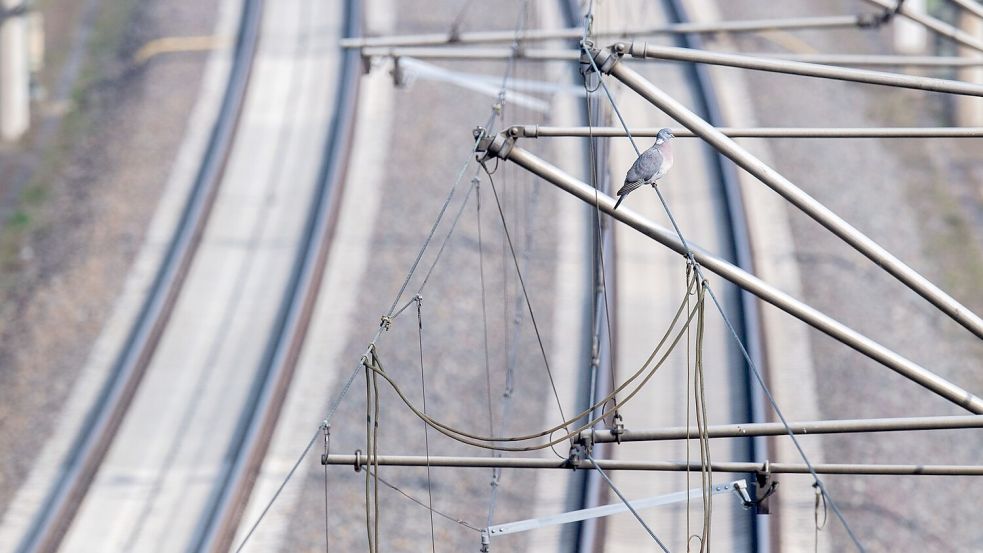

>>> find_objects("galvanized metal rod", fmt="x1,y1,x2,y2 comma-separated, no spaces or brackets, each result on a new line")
340,15,869,48
622,43,983,97
861,0,983,54
948,0,983,20
602,49,983,340
748,53,983,67
477,134,983,413
361,47,983,69
582,415,983,443
511,125,983,138
325,454,983,475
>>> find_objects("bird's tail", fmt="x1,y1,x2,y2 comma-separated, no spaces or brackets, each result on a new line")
613,194,625,210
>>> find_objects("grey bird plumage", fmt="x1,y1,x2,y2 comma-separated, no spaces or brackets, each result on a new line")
613,128,675,209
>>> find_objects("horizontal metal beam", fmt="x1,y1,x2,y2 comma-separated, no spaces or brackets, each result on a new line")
360,47,983,70
621,43,983,97
340,15,871,48
600,48,983,340
582,415,983,443
510,125,983,138
361,46,579,61
325,454,983,475
477,133,983,414
862,0,983,54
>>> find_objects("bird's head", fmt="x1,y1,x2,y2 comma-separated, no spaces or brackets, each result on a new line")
655,128,675,145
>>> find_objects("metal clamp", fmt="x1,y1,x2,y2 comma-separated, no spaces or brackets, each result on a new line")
611,411,624,444
567,433,594,470
353,449,363,472
753,461,779,515
320,422,331,465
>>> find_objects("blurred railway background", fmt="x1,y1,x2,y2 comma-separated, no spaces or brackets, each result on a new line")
0,0,981,551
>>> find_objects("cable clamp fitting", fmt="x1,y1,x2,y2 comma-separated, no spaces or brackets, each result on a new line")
611,411,625,444
320,421,332,465
567,432,594,470
752,460,779,515
353,449,363,472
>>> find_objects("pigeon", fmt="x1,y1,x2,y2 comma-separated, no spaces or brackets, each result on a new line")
613,128,675,209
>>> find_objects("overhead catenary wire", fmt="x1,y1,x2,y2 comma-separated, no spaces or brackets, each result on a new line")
565,44,868,551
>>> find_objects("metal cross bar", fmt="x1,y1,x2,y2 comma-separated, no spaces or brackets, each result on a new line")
340,15,872,49
620,43,983,97
360,47,983,70
948,0,983,20
509,125,983,138
475,132,983,413
861,0,983,54
596,46,983,340
580,415,983,443
324,454,983,476
486,481,743,537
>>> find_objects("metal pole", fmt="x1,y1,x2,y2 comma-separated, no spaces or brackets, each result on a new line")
745,53,983,67
340,15,870,48
581,415,983,443
949,0,983,20
599,46,983,340
360,46,983,69
510,125,983,138
861,0,983,54
476,132,983,414
621,43,983,97
324,454,983,476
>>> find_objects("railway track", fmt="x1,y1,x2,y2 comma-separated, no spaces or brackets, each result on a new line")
10,0,361,551
15,0,263,550
568,0,768,551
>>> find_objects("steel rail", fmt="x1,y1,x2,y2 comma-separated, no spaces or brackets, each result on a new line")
191,0,362,551
620,43,983,97
340,15,872,48
324,454,983,476
581,415,983,443
861,0,983,54
475,134,983,414
359,46,983,69
510,125,983,138
14,1,265,552
599,46,983,340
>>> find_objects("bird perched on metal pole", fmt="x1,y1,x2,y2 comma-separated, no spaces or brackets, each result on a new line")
613,128,674,209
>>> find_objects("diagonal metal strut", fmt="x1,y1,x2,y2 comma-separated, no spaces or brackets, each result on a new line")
475,131,983,414
587,45,983,340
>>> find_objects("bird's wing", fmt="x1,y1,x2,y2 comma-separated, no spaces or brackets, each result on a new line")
625,148,664,183
616,179,646,197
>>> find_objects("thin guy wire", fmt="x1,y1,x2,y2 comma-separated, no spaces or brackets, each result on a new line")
483,163,569,428
585,51,866,552
475,178,496,437
416,298,438,553
415,174,480,297
586,453,671,552
233,22,519,549
370,471,483,533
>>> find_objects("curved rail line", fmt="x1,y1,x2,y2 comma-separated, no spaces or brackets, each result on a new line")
566,0,769,551
190,0,362,551
16,1,265,551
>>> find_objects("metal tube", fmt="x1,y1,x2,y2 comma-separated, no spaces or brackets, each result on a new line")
512,125,983,138
340,15,867,49
948,0,983,20
582,415,983,443
746,53,983,67
324,454,983,475
623,43,983,97
861,0,983,54
477,134,983,413
603,49,983,340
